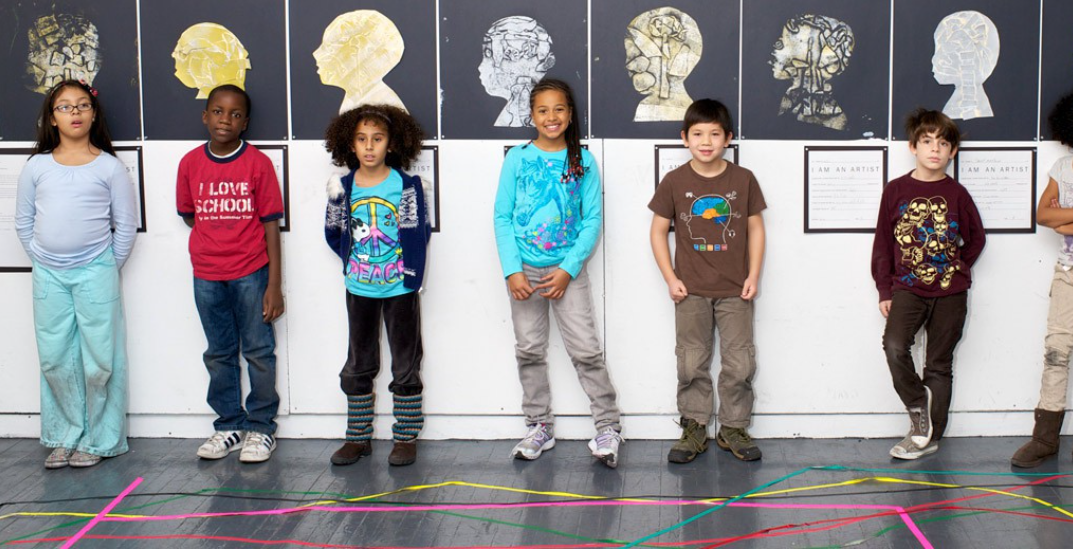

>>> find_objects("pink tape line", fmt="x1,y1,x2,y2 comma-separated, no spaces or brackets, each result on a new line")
62,476,143,549
100,496,929,547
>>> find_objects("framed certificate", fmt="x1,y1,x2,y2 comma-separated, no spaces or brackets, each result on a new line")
252,144,291,232
0,149,34,272
804,146,888,233
954,147,1036,233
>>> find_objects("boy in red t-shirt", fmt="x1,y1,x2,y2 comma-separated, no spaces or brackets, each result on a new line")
176,85,285,463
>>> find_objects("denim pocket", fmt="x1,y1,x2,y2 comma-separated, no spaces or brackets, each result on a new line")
80,254,121,304
32,268,49,300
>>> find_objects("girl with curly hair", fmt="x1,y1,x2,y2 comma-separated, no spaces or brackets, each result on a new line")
323,104,430,467
1012,93,1073,467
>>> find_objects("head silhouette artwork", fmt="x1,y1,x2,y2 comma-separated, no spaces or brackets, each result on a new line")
478,16,555,128
681,192,740,252
172,23,250,99
314,10,406,115
932,11,999,121
25,14,101,94
624,7,702,122
770,14,854,130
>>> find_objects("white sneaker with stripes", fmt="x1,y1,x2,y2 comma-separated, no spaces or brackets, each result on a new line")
197,430,244,460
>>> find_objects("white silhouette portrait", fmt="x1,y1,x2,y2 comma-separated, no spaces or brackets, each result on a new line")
770,14,854,130
932,11,999,121
625,7,702,122
26,14,101,94
478,16,555,128
314,10,406,114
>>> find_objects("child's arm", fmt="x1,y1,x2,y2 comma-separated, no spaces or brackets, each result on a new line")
555,159,603,276
262,220,284,322
649,213,687,303
108,161,138,269
493,151,534,300
176,157,196,229
742,213,765,300
1036,178,1073,228
871,187,896,315
14,159,37,257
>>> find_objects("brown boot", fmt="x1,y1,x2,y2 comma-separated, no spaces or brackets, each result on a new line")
330,441,371,466
1011,409,1064,468
389,441,417,466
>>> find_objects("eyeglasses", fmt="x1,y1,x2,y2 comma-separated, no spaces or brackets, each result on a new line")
53,103,94,114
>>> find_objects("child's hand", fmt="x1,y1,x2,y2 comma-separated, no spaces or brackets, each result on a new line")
263,285,285,322
878,300,892,318
667,279,688,303
507,272,535,301
741,276,759,300
534,268,571,300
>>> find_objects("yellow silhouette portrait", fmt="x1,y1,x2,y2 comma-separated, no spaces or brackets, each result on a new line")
314,10,406,114
172,23,250,99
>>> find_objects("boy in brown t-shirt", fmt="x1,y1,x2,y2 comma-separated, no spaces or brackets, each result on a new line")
648,99,767,463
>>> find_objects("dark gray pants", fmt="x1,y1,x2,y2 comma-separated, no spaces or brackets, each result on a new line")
882,290,968,440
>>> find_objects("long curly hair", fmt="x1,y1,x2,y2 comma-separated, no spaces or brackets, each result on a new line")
1049,93,1073,147
324,104,424,171
33,79,115,156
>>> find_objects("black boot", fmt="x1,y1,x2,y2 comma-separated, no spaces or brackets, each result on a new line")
1011,409,1064,468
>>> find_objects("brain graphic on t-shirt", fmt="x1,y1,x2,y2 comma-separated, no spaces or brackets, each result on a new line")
691,196,731,225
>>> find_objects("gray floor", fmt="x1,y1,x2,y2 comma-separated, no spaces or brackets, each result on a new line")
0,437,1070,548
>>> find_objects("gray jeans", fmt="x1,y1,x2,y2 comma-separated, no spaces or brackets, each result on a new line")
675,294,757,428
509,264,621,431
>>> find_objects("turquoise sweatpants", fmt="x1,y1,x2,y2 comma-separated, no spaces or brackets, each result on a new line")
32,249,129,457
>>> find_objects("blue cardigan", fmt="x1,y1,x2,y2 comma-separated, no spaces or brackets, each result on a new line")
325,168,431,292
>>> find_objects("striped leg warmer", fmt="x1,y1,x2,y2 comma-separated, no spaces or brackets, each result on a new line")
392,394,424,442
346,393,374,442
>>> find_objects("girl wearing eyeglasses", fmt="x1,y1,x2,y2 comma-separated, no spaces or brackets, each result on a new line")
15,79,137,469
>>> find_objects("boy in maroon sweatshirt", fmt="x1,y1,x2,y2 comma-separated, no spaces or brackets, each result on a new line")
871,109,986,460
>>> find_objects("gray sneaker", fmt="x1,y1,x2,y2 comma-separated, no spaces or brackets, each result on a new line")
908,387,934,448
512,423,555,460
588,427,623,469
890,434,939,460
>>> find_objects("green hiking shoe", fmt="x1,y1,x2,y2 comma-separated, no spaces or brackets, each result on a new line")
668,418,708,463
716,426,762,461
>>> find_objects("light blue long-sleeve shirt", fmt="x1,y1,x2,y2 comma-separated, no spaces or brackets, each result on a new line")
15,152,138,269
493,144,602,278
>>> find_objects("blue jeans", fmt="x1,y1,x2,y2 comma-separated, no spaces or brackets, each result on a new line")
193,265,279,435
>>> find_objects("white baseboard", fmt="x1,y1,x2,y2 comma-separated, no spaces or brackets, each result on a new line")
0,410,1053,440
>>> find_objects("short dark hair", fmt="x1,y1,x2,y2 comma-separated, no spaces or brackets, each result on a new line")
682,98,734,136
1049,92,1073,147
206,84,251,117
905,108,960,149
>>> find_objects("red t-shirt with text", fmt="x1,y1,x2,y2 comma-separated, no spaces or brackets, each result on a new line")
176,142,283,280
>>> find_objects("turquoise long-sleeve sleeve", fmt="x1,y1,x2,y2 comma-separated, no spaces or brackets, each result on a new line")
493,145,602,279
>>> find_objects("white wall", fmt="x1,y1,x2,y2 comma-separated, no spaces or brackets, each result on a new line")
1,136,1065,440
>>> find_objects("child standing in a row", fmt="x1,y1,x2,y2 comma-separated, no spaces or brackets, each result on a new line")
494,78,623,468
16,80,137,468
177,85,285,463
323,105,431,467
872,109,985,460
